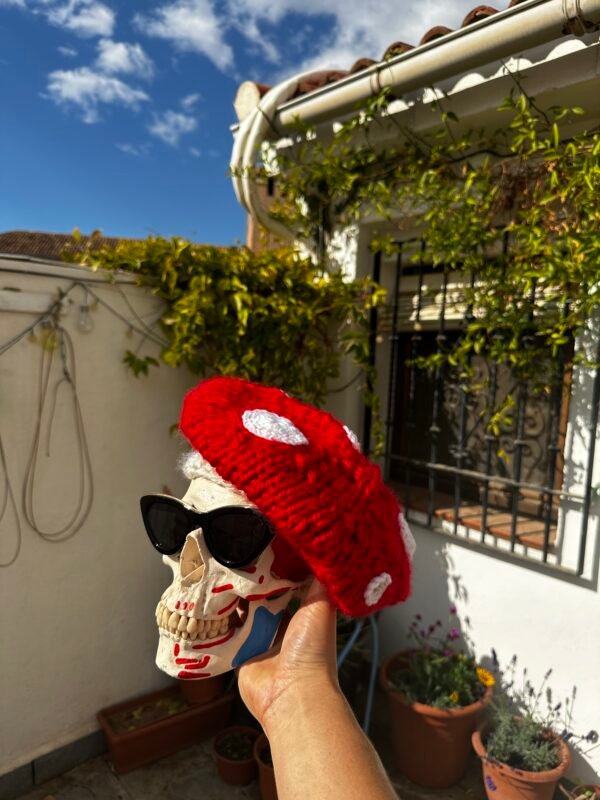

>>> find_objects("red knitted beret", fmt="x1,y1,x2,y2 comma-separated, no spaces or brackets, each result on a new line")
179,377,414,616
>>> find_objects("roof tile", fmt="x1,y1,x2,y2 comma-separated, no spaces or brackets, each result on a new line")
233,0,557,117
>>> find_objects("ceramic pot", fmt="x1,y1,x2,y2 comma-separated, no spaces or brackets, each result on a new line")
178,672,228,705
213,725,259,786
380,651,492,789
472,723,572,800
254,732,278,800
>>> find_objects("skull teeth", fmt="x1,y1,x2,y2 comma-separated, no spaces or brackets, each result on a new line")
155,602,232,641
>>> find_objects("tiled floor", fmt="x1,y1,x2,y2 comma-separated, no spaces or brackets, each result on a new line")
12,736,486,800
13,688,488,800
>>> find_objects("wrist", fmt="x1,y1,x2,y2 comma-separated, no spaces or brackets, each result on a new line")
261,676,343,740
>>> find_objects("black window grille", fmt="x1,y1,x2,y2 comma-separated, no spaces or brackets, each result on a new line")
363,241,599,578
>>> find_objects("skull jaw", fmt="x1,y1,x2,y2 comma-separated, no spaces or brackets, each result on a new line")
155,591,295,679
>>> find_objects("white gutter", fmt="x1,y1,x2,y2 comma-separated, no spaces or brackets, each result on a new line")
276,0,600,129
231,0,600,237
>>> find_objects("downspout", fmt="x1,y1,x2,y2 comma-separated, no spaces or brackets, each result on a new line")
231,0,600,238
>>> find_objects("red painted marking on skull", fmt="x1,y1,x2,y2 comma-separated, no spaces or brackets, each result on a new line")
174,643,180,657
178,671,211,679
175,656,210,667
192,628,235,649
270,536,311,582
189,602,195,610
175,601,181,609
218,598,238,615
240,565,257,574
212,583,234,594
258,575,265,584
245,587,293,601
182,602,188,610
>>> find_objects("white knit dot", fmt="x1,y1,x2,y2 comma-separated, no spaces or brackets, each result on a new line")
343,425,361,451
242,409,308,446
399,512,416,561
364,572,392,606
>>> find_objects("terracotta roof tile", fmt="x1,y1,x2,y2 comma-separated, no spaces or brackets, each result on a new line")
462,5,499,26
234,0,566,118
349,57,378,74
382,41,414,60
0,230,127,262
420,25,454,44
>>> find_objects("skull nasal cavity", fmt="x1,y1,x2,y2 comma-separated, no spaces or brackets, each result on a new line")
180,535,205,582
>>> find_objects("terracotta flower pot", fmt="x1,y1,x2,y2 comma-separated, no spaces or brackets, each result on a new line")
472,723,572,800
380,651,492,789
254,732,278,800
178,672,228,705
213,725,259,786
98,686,234,773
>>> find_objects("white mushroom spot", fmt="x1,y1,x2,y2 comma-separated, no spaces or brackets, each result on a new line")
399,512,416,561
343,425,361,451
242,409,308,446
364,572,392,607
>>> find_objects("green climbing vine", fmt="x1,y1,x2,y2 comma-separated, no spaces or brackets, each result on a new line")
68,236,385,441
257,81,600,415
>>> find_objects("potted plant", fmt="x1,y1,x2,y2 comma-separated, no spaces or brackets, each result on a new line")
472,658,598,800
254,732,278,800
559,785,600,799
379,608,494,788
179,672,229,705
98,684,234,773
212,725,259,786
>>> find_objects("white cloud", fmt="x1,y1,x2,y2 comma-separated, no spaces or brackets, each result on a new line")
134,0,233,72
46,66,149,122
96,39,154,79
225,0,483,75
58,44,78,56
0,0,26,7
148,109,197,145
181,92,200,109
189,145,201,157
116,142,150,156
44,0,115,37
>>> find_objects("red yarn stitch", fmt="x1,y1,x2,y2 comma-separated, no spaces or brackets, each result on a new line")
179,376,412,616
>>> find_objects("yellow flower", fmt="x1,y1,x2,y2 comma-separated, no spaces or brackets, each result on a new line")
477,667,496,687
449,691,459,704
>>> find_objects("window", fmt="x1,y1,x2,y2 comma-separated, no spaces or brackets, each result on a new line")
364,242,597,577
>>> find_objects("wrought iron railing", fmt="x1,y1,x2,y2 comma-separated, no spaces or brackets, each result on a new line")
363,241,599,578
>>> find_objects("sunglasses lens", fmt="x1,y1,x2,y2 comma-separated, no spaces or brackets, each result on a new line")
207,511,271,565
143,498,190,553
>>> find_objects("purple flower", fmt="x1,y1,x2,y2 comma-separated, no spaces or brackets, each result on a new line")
415,613,422,621
485,775,497,792
448,627,460,640
449,604,457,614
443,649,453,657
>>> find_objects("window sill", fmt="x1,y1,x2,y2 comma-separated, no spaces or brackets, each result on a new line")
390,484,556,553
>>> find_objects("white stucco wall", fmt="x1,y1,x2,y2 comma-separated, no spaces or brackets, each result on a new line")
0,260,196,775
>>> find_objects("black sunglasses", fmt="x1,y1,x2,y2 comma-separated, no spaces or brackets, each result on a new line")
140,494,275,568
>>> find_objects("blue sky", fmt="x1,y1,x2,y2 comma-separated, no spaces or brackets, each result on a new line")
0,0,475,245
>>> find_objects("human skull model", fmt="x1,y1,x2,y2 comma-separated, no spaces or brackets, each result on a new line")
148,376,414,681
154,452,309,680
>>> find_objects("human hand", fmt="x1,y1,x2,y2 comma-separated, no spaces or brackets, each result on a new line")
236,578,339,732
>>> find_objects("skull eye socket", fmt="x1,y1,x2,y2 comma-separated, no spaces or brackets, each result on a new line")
204,510,274,568
140,495,274,567
142,496,191,555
